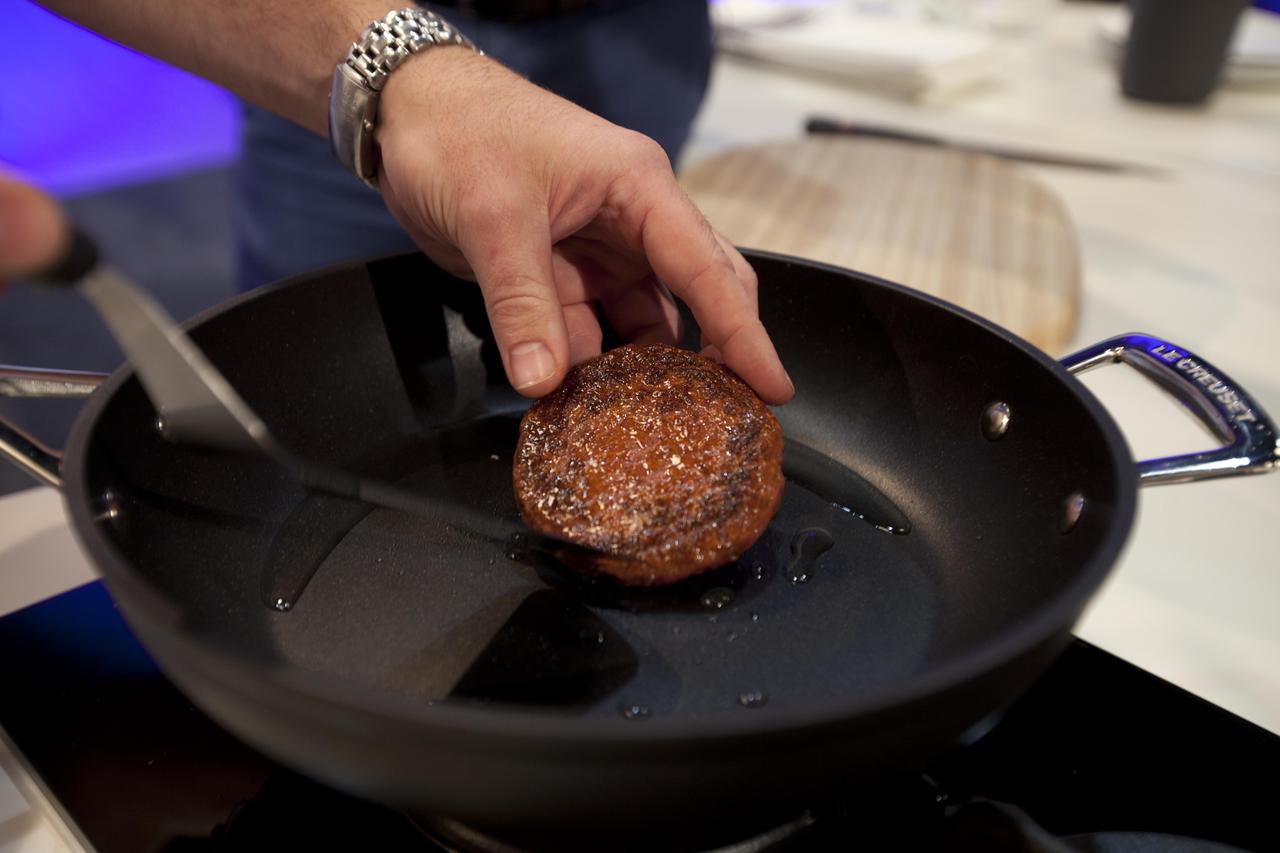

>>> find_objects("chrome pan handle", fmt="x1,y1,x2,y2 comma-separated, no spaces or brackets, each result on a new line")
0,365,105,399
1061,333,1278,485
0,365,107,488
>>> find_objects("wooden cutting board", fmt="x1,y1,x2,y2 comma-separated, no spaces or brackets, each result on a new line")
679,137,1081,354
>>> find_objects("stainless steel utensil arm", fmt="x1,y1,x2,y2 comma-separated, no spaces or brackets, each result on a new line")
0,366,107,488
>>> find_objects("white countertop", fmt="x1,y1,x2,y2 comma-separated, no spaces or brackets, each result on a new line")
1,5,1278,850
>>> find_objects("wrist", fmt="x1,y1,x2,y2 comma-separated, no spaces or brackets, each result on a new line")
302,1,403,133
377,46,491,141
327,6,481,186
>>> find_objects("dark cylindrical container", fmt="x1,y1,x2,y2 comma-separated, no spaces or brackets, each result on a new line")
1120,0,1249,104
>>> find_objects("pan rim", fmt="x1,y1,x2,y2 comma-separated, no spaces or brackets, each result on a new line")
60,248,1138,750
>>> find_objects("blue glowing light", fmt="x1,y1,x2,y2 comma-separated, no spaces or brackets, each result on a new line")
0,0,239,196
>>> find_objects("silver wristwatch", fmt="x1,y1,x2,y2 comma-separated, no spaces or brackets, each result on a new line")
328,7,479,189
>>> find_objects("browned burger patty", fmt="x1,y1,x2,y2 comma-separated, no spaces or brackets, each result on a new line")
513,343,784,585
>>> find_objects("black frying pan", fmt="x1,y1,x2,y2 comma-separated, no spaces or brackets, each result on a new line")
3,250,1275,850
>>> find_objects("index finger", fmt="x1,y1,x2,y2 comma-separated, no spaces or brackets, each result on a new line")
0,173,67,281
633,181,793,404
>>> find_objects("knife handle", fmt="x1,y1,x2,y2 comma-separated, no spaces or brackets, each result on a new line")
805,117,947,147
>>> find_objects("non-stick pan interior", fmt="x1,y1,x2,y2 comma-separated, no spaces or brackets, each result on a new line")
75,252,1129,724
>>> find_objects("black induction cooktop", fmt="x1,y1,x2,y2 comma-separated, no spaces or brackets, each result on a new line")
0,582,1275,852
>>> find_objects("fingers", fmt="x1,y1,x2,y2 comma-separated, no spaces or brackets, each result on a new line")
457,202,570,398
562,301,603,366
0,173,67,282
714,231,758,316
600,279,680,345
553,241,681,346
703,232,755,361
632,180,793,404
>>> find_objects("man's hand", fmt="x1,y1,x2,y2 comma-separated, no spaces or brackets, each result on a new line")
31,1,793,402
0,172,67,288
375,49,794,404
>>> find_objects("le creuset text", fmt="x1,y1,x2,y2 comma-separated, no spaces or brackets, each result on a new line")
1149,344,1257,424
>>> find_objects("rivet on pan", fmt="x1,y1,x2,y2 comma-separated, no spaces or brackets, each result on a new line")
982,402,1012,441
154,416,169,438
1061,492,1086,533
94,490,122,524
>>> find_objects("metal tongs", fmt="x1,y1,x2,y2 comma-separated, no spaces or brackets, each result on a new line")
26,228,607,561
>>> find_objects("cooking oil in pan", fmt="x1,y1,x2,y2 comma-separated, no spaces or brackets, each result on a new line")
699,587,735,610
261,495,376,613
773,442,909,585
262,433,910,619
784,528,835,584
500,440,910,611
782,441,911,536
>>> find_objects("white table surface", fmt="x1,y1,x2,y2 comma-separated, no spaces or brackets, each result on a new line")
2,5,1278,851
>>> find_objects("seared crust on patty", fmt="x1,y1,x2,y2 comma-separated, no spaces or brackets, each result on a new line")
513,343,784,585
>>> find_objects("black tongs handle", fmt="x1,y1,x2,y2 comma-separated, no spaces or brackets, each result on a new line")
33,227,99,286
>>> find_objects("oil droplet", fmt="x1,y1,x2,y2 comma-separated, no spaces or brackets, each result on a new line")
738,690,768,709
785,528,834,584
752,561,766,580
750,612,760,623
489,453,500,462
831,503,910,535
708,615,719,624
727,632,738,643
619,703,651,721
506,532,527,562
700,587,734,610
596,631,605,645
262,498,376,613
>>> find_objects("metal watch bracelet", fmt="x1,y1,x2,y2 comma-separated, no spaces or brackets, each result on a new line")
329,7,479,189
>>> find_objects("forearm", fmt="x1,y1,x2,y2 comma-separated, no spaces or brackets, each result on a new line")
36,0,402,134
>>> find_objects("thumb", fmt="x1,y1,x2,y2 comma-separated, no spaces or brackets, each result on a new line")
459,206,570,397
0,174,67,282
